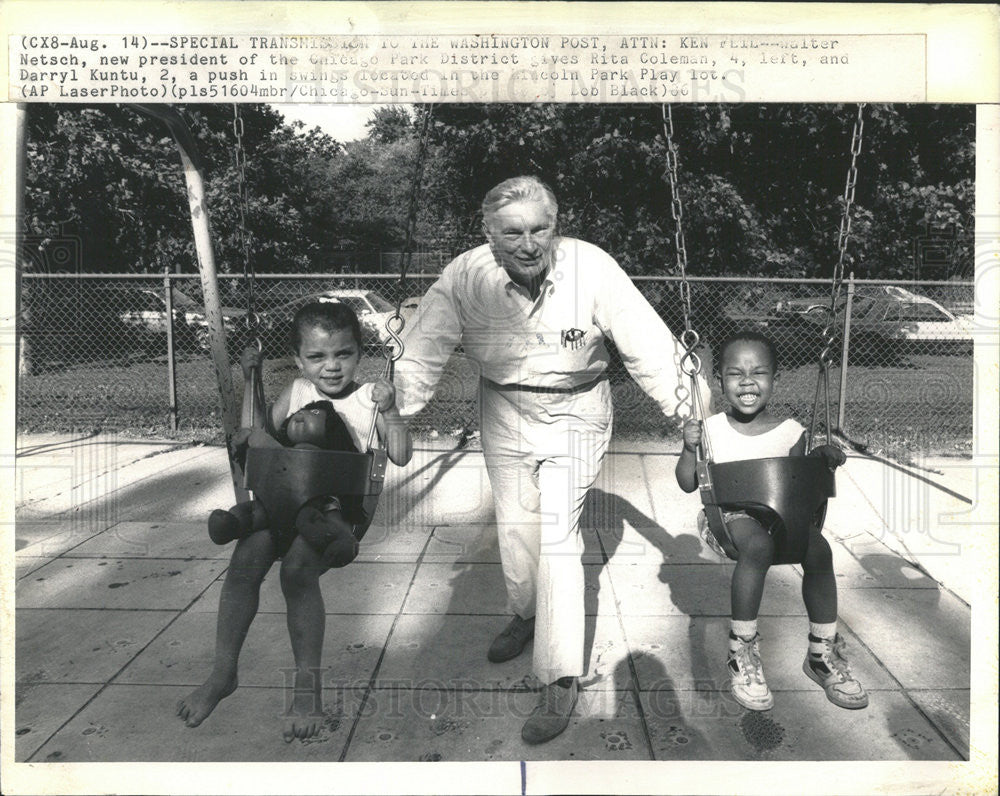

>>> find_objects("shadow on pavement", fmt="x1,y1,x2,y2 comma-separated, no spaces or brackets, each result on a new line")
583,488,732,690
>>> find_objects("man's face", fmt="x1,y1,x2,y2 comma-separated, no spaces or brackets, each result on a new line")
484,199,556,289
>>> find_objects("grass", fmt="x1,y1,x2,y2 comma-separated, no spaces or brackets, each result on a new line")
17,349,973,460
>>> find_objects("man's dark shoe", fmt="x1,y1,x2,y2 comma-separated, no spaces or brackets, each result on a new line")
487,615,535,663
521,678,578,745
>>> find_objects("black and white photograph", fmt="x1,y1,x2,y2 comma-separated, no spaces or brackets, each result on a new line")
2,4,997,795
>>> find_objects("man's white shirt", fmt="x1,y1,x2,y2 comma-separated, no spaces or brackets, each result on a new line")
396,237,710,426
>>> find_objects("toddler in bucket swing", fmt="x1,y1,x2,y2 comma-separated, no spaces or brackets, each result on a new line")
674,330,868,713
177,301,412,741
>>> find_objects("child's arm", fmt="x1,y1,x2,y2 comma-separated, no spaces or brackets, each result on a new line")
240,346,291,437
239,347,267,430
370,379,413,466
268,381,293,435
788,432,807,457
675,419,702,493
232,348,285,466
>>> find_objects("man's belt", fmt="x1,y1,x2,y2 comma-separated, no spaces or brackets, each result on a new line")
482,375,606,395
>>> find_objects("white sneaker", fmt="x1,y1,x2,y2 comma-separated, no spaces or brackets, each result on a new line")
804,633,869,709
727,633,774,711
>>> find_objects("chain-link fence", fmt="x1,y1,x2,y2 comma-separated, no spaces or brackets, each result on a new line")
16,272,978,461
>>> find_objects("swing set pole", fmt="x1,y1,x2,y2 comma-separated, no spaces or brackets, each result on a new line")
130,104,247,502
837,273,856,430
14,104,28,391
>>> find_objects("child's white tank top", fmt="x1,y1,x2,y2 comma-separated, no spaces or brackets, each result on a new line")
703,412,804,463
286,378,378,452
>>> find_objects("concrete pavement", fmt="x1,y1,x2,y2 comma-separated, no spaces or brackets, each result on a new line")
5,432,995,793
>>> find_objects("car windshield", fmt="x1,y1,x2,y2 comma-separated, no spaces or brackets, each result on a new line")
364,292,395,313
851,298,880,319
135,292,166,312
336,297,367,315
170,288,201,309
269,291,394,317
898,303,952,322
289,294,339,312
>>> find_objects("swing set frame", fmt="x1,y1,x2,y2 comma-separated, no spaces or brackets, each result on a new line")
12,102,860,561
234,105,433,535
133,103,432,521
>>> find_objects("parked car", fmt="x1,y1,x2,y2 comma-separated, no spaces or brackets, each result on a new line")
787,286,976,355
772,285,891,319
118,287,245,352
257,289,398,353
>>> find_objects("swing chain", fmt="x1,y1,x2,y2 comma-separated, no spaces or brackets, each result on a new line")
662,105,704,385
834,104,866,291
819,103,865,370
812,104,865,447
365,105,433,450
232,104,261,351
679,329,703,377
661,105,693,335
381,104,434,368
395,104,434,318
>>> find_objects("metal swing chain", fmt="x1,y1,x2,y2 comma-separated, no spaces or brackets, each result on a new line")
365,103,435,450
382,103,434,366
661,106,694,339
393,104,434,325
229,104,267,456
662,104,712,460
811,103,865,448
832,105,866,308
232,104,262,354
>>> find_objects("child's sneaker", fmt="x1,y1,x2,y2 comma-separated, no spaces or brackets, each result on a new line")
803,633,869,709
727,633,774,711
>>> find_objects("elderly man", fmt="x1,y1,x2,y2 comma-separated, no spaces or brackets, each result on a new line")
397,176,708,744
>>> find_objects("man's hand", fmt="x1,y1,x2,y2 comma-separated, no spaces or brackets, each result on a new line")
370,379,397,413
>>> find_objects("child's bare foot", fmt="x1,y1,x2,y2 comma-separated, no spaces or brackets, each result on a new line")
176,673,237,727
283,673,324,742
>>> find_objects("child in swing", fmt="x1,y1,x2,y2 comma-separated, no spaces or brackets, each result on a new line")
207,396,368,568
177,301,412,741
675,330,868,712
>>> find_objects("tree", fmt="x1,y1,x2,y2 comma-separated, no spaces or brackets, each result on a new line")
20,104,347,370
23,104,350,278
418,103,975,279
23,102,974,281
365,106,413,145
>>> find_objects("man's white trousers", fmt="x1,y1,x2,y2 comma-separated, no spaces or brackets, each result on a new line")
480,378,612,686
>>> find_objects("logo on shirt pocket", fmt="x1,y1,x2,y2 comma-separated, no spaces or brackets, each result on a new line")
561,328,586,350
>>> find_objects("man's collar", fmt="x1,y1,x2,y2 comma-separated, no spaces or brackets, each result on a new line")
497,238,563,293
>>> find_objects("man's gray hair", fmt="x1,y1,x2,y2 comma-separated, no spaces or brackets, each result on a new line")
481,176,558,225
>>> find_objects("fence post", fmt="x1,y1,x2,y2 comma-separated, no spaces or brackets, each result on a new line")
14,104,29,385
837,272,855,431
163,268,179,432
